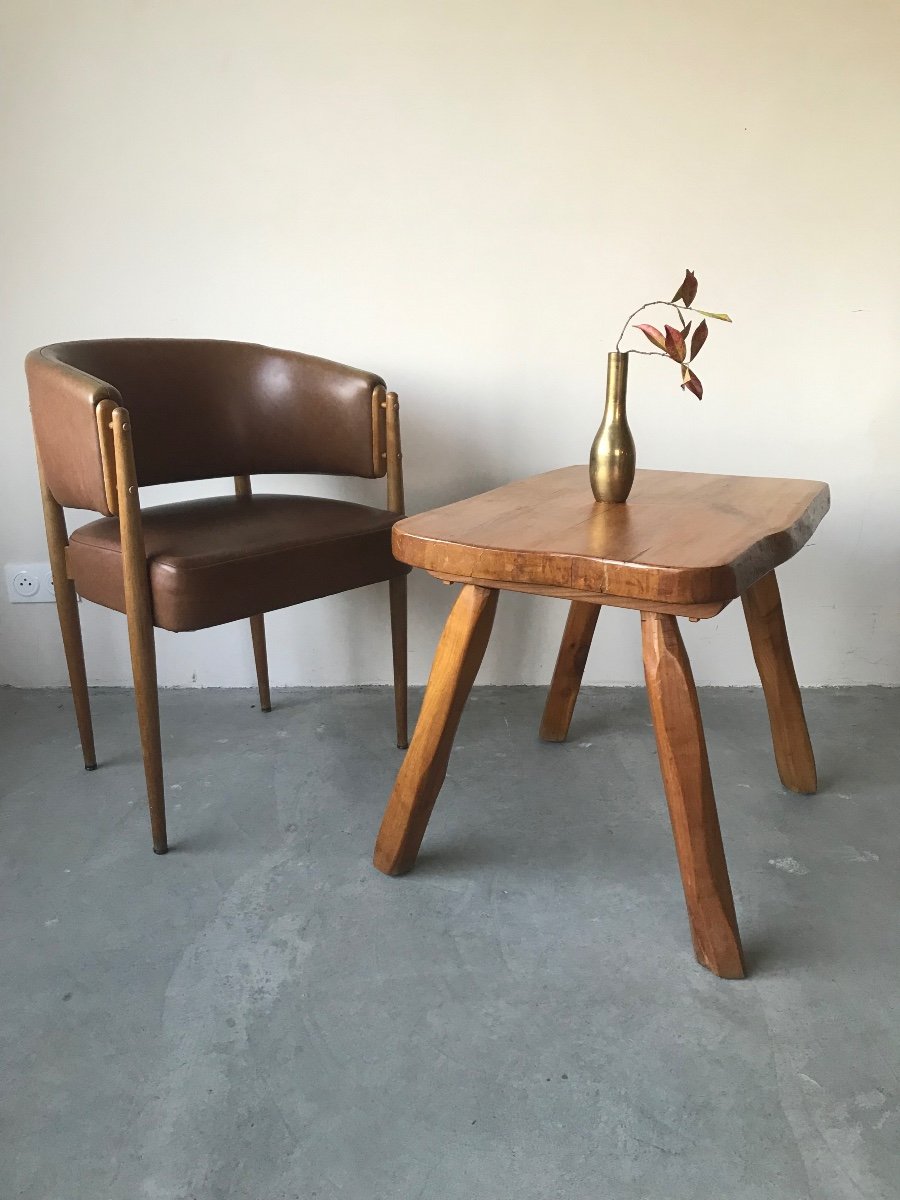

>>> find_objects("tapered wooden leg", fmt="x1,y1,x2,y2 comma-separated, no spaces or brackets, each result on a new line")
742,571,816,794
234,477,273,714
374,584,498,876
114,408,167,855
641,612,745,979
53,579,97,770
249,614,272,712
540,601,601,741
389,574,408,749
126,608,167,854
38,474,97,769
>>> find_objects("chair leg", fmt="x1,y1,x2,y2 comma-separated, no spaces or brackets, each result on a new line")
38,473,97,768
125,607,167,855
540,600,601,742
249,614,272,712
741,571,817,794
374,584,498,876
111,406,166,854
389,575,408,749
641,612,745,979
54,576,97,770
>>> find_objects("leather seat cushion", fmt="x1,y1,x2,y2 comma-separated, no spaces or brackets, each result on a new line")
68,494,409,632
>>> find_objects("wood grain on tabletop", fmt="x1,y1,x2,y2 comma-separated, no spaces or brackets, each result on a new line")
392,467,829,606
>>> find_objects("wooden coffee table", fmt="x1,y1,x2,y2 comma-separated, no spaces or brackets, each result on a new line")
373,467,830,978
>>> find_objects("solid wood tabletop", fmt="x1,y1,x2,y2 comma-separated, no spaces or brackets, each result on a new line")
393,467,829,610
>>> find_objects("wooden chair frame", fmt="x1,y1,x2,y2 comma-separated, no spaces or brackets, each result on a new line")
38,386,407,855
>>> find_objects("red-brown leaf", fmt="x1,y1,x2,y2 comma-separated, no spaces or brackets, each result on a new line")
672,269,698,307
681,367,703,400
690,319,708,361
633,323,667,351
664,324,686,362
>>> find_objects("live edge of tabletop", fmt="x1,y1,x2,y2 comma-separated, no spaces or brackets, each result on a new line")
391,466,830,618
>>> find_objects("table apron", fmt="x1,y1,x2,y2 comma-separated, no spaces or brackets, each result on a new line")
426,572,730,619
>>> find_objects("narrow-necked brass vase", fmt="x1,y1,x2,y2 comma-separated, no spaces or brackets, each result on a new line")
589,351,635,503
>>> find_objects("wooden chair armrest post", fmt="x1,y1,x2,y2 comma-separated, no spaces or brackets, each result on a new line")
110,407,149,593
95,397,119,515
384,390,404,515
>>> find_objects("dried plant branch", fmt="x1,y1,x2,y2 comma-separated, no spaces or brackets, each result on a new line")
612,271,732,402
614,300,727,352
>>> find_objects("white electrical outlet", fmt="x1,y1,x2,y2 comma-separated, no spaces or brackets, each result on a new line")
4,562,66,604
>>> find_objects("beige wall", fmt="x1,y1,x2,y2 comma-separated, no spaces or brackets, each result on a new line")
1,0,898,687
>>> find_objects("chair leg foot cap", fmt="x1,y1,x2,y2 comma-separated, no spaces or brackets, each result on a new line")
152,844,168,855
84,764,98,771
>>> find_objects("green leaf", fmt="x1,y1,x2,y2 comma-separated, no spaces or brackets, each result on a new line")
694,309,732,322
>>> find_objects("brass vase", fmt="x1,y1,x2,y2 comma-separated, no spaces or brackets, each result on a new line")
589,351,635,503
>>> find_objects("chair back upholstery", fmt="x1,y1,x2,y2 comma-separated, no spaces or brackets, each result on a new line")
27,339,387,514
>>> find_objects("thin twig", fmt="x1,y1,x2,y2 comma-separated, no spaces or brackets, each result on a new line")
615,300,714,351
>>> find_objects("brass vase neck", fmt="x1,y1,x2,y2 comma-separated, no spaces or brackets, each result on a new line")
605,351,629,410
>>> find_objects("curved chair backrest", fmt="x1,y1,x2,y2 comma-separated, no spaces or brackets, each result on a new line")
27,339,388,514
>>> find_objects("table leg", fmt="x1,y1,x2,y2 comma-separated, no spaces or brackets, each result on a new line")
741,571,817,794
539,601,601,742
374,584,499,876
641,612,746,979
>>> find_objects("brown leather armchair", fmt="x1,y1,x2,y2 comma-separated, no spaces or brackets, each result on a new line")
27,339,410,855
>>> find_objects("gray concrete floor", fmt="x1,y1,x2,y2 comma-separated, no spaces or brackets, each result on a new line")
0,685,898,1199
